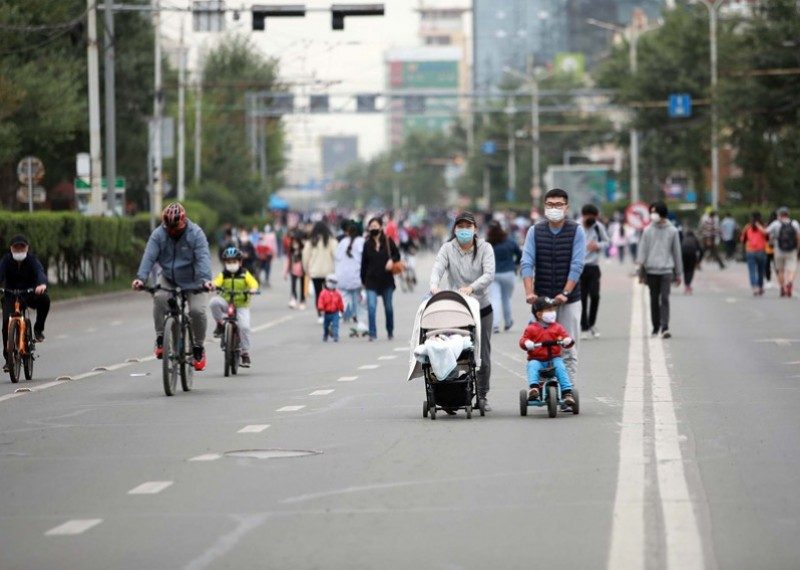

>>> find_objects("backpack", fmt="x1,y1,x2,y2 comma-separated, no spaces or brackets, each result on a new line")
681,233,699,256
777,221,798,252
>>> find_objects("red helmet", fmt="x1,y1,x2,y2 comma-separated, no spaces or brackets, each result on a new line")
162,203,187,230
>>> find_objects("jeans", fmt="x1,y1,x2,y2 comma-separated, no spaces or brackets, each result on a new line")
646,273,672,332
209,297,252,351
580,264,601,330
366,287,394,338
341,288,360,322
323,312,340,340
526,357,572,392
746,251,767,289
489,271,515,329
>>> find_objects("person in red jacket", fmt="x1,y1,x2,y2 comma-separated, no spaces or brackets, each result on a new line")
519,297,575,406
318,274,345,342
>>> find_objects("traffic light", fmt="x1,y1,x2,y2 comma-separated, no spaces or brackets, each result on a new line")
251,4,306,31
331,4,384,30
356,94,377,113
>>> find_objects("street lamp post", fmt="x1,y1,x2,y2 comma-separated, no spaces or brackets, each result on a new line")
506,97,516,203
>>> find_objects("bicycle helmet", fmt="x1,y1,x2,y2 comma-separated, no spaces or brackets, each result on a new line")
532,296,557,315
162,202,187,230
221,246,242,261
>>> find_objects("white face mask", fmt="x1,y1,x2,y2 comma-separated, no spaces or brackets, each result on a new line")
650,213,661,223
225,263,241,273
545,208,565,223
12,252,26,262
541,311,557,324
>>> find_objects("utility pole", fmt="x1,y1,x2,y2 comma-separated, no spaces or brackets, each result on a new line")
528,56,541,199
152,0,164,222
698,0,725,210
506,96,516,204
177,21,186,201
103,0,117,215
194,50,203,184
86,0,104,215
629,26,640,204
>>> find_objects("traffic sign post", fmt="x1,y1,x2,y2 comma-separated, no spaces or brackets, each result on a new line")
17,156,45,213
668,93,692,118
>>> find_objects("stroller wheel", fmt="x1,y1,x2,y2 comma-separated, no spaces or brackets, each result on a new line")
519,389,528,416
423,400,429,418
430,406,437,420
466,404,472,419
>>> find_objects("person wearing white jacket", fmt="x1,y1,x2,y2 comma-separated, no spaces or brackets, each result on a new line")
303,222,338,321
335,221,367,334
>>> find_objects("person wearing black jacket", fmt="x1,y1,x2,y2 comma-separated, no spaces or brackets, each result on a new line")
360,217,401,341
0,235,50,370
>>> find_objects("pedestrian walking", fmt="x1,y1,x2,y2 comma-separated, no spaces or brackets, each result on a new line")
335,220,368,336
609,219,629,263
284,230,307,310
430,211,496,410
636,202,683,339
486,220,522,334
579,204,609,339
767,206,800,297
681,229,703,294
255,226,276,287
720,212,738,260
741,211,769,296
361,217,401,341
700,210,726,269
303,222,338,322
521,188,586,384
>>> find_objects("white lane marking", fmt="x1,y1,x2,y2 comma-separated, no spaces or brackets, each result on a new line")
649,330,704,569
237,424,270,433
492,358,526,380
358,364,379,370
393,347,407,352
309,389,334,396
337,376,358,382
276,405,305,412
189,453,221,462
378,355,397,360
783,361,800,365
0,392,24,403
128,481,173,495
110,320,123,326
45,519,103,536
252,315,295,333
608,282,646,570
56,334,68,340
184,514,268,570
725,297,738,304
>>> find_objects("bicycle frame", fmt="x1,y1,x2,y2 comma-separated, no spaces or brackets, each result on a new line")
2,288,34,356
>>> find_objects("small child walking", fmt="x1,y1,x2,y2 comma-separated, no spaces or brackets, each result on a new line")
519,297,575,407
317,274,344,342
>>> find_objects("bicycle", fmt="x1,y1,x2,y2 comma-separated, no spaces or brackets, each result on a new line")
142,285,205,396
1,288,36,384
216,287,259,377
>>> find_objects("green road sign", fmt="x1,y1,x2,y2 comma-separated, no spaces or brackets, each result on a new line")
74,177,126,191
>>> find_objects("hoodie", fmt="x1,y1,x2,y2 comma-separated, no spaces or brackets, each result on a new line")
636,221,683,277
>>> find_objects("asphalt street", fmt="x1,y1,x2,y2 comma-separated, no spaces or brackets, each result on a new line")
0,254,798,569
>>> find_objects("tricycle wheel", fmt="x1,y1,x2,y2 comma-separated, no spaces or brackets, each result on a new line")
547,385,558,418
519,389,529,416
571,388,580,415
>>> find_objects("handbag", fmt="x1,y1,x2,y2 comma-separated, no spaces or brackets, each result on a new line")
384,235,405,275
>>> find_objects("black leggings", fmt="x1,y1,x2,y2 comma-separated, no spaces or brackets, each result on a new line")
290,275,306,302
683,255,697,287
580,265,601,330
312,278,326,315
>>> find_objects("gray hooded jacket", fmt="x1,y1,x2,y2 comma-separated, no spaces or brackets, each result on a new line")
136,221,213,288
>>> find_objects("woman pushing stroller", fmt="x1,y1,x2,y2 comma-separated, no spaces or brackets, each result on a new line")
429,212,496,411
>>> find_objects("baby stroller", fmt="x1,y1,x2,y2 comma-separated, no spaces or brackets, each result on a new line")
407,291,484,420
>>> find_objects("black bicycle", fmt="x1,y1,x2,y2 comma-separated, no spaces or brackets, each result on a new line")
1,288,36,383
216,288,259,377
143,285,205,396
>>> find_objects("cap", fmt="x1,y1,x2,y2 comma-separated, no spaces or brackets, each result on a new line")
777,206,790,216
9,234,28,247
454,211,477,226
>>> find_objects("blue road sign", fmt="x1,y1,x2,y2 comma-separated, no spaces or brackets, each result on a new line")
668,93,692,118
481,141,497,155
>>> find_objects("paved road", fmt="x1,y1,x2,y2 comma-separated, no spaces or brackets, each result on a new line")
0,255,798,569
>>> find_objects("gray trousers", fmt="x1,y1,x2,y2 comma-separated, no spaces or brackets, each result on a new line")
646,273,672,332
478,310,493,398
153,276,209,348
555,300,581,384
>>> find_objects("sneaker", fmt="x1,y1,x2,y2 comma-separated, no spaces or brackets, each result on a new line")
240,353,251,368
482,400,492,412
34,330,45,343
193,346,207,371
323,336,328,342
388,334,394,341
780,288,787,297
651,327,660,337
661,329,672,339
493,326,500,334
562,391,575,407
580,330,590,340
154,336,164,359
590,327,600,339
504,320,514,332
528,386,540,400
288,298,297,309
213,322,224,338
317,316,324,324
333,337,339,343
298,303,306,311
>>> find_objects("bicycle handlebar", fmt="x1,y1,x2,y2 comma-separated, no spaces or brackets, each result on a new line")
138,285,208,295
0,288,36,296
529,339,569,349
216,288,260,296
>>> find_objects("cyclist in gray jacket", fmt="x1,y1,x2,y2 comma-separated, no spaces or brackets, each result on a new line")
132,203,214,371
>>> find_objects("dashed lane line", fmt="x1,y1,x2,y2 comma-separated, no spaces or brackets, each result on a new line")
45,519,103,536
189,454,222,462
358,364,380,370
309,389,334,396
276,405,305,412
337,376,358,382
393,347,407,352
237,424,270,433
127,481,173,495
378,355,397,360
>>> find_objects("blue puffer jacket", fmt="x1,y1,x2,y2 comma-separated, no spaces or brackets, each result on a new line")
136,221,213,288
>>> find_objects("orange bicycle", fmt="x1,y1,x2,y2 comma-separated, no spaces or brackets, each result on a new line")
1,288,36,383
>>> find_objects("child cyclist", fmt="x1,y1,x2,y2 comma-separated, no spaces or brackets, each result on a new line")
317,274,344,342
210,247,259,367
519,297,575,407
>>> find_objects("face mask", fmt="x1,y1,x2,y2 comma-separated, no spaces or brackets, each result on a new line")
225,263,241,273
11,252,26,262
545,208,565,223
369,229,381,237
650,213,661,223
455,228,474,245
541,311,557,324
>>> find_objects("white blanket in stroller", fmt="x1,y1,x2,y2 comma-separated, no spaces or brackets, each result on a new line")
413,335,473,381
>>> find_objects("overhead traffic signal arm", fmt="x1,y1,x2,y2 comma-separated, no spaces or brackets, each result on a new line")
331,4,385,30
251,4,307,31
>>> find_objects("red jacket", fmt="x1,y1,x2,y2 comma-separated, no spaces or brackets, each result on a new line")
317,288,344,314
519,321,572,361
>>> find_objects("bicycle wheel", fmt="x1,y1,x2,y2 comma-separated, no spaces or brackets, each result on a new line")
7,323,20,384
231,329,240,376
223,322,234,377
23,320,33,381
180,319,194,392
162,317,179,396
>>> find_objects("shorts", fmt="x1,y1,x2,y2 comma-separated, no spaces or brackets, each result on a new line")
774,250,798,273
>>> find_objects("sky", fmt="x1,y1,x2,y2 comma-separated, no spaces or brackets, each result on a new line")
161,1,464,184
